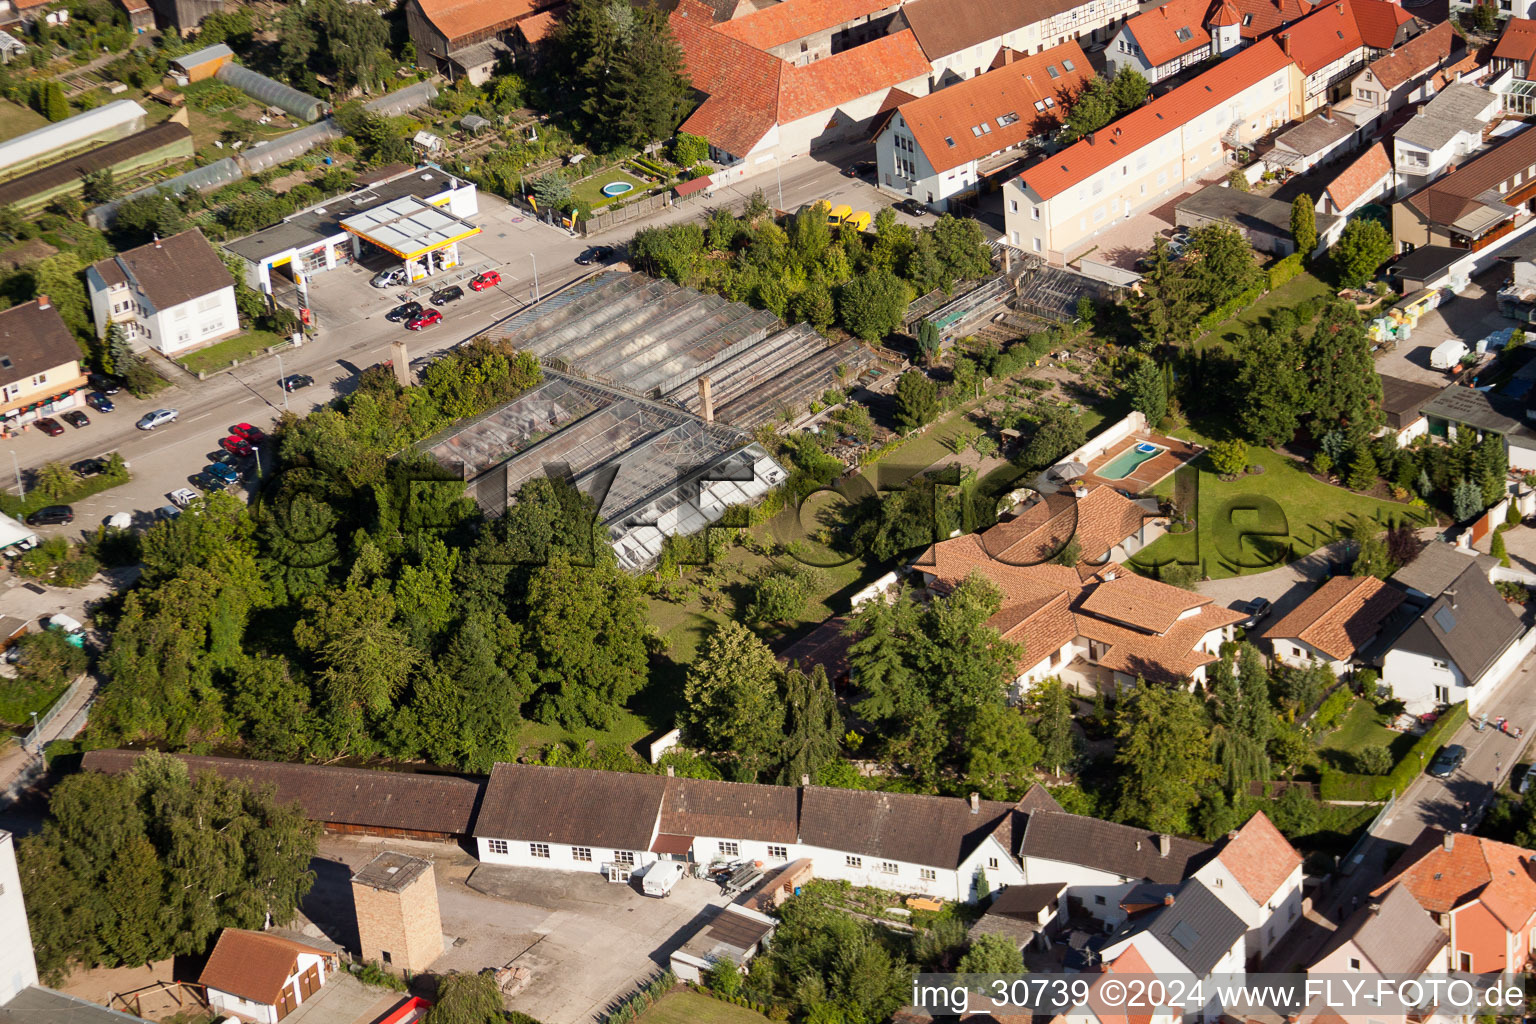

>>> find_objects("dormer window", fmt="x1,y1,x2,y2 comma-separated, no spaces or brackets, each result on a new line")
1063,58,1076,70
1048,64,1060,78
944,136,955,146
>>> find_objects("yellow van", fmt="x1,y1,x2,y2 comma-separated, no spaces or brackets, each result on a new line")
827,203,853,227
845,210,872,232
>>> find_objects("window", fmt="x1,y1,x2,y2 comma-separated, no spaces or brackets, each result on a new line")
1047,64,1060,78
1094,894,1107,905
846,855,863,868
487,839,509,855
1459,952,1472,972
1010,200,1019,212
989,857,999,869
768,845,788,859
1435,685,1450,702
1213,877,1222,887
1063,58,1076,71
719,841,740,857
998,112,1019,126
573,847,592,862
881,861,899,874
1175,26,1192,41
1031,207,1040,220
921,868,937,881
944,137,955,147
381,951,392,965
1242,12,1252,24
530,843,550,858
30,373,45,386
1349,957,1361,971
614,851,635,865
972,125,985,137
197,294,223,313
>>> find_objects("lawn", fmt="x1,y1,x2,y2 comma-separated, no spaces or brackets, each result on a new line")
0,99,47,143
1130,443,1428,580
572,168,652,210
1194,272,1334,352
1314,697,1417,772
178,330,290,375
636,991,770,1024
0,675,69,730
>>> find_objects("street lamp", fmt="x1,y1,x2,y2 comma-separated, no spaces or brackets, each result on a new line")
28,709,38,750
530,252,541,303
9,450,21,500
274,351,289,412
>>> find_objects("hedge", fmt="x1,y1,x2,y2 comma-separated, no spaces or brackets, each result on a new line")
1311,687,1354,732
1197,284,1265,333
1267,252,1305,291
1320,702,1468,801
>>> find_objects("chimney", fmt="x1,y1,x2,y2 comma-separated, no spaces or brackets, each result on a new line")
969,792,980,814
1445,588,1458,609
1157,834,1172,857
1281,32,1291,54
1443,831,1455,852
1087,131,1096,145
1323,103,1332,121
698,375,714,424
1103,569,1117,581
666,765,674,777
153,233,161,248
1163,892,1175,906
1227,830,1239,841
801,774,810,786
35,294,48,310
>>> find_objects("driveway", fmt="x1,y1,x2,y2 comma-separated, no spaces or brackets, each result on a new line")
1195,541,1347,633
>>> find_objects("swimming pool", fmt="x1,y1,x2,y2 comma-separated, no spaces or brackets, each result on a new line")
1099,441,1166,480
601,181,635,197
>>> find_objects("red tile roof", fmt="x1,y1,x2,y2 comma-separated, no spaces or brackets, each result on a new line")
516,6,563,43
1216,811,1301,904
1265,574,1403,661
1018,38,1294,201
1374,829,1536,933
1123,0,1213,69
415,0,543,45
199,931,326,1006
1277,0,1415,76
716,0,895,50
779,30,930,122
1494,17,1536,67
1233,0,1315,40
1323,141,1390,211
886,40,1092,175
1366,20,1452,90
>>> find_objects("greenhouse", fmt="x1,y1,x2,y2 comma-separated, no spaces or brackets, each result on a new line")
215,63,329,122
0,99,147,177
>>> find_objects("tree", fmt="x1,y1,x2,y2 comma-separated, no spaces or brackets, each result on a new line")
965,703,1042,799
894,370,939,432
672,132,708,167
1357,745,1393,775
838,268,910,341
80,168,119,205
957,933,1025,975
792,280,835,332
43,81,69,122
32,252,93,345
916,320,942,364
1290,194,1317,257
1185,222,1262,310
708,960,743,997
35,461,74,499
1234,325,1304,445
18,752,319,979
523,557,649,729
1132,239,1203,352
1108,68,1150,114
1347,447,1378,491
1302,302,1382,431
1493,528,1511,567
682,620,786,781
1453,476,1484,521
1030,678,1076,775
1115,684,1215,834
1331,218,1393,288
931,215,992,288
560,0,690,150
531,172,573,212
779,664,842,785
1061,77,1119,142
1021,408,1086,469
1227,169,1251,192
747,565,823,623
425,973,507,1024
1125,357,1167,425
1207,438,1248,478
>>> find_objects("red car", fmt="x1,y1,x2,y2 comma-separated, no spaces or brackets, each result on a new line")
35,417,64,437
406,310,442,330
219,435,255,458
231,422,267,444
469,270,501,291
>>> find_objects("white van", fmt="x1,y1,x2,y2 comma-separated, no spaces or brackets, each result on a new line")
642,861,685,898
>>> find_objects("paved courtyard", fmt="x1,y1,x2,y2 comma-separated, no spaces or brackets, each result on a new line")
1373,272,1506,386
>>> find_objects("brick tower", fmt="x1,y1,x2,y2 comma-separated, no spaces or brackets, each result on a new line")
350,851,444,975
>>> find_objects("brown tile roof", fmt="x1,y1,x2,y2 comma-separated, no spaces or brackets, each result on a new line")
199,930,326,1005
476,763,667,849
515,7,562,43
1405,120,1536,228
90,229,231,313
1122,0,1212,70
1265,575,1404,661
778,30,930,122
0,296,82,386
79,750,482,835
1323,142,1390,212
1373,828,1536,932
660,776,799,843
1021,810,1211,883
716,0,896,50
413,0,543,45
1078,569,1208,633
1019,39,1294,201
1215,811,1301,904
1314,882,1448,974
900,0,1083,61
1366,20,1452,90
889,40,1091,175
800,786,1020,868
1494,17,1536,67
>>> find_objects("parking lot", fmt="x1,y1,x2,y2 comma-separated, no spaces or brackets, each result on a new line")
298,836,732,1024
1373,270,1509,386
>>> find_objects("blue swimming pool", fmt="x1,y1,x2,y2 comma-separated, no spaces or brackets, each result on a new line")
1099,441,1167,480
601,181,635,197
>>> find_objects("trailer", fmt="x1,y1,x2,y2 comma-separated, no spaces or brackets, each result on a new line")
721,861,765,896
1430,338,1469,370
642,861,685,898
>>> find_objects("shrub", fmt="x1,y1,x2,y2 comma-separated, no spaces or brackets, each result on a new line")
1311,687,1353,732
1267,253,1305,291
1356,745,1393,776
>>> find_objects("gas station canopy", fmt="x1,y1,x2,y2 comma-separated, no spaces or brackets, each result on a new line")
340,195,480,260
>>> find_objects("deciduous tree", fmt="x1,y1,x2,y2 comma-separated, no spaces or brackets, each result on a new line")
1331,218,1392,288
1114,684,1215,833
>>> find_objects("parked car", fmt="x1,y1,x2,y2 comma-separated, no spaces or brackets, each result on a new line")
1427,744,1467,778
406,310,443,331
470,270,501,291
386,300,423,322
370,268,406,289
26,505,73,526
430,285,464,306
136,408,177,430
169,488,199,508
34,417,64,436
87,373,121,395
61,410,89,428
1514,763,1533,795
219,435,255,458
199,473,230,492
203,462,238,485
155,504,182,521
844,160,876,179
71,458,106,477
894,198,928,217
280,374,314,392
230,423,267,444
576,246,613,265
1238,597,1272,629
44,613,85,647
85,392,115,412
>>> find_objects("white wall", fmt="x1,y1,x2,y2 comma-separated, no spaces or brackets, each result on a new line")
1386,623,1533,715
476,836,660,875
1021,856,1139,928
1270,639,1349,676
143,286,240,355
0,830,39,1006
208,989,278,1024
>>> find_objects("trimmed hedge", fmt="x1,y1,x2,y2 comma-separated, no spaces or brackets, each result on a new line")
1267,252,1305,291
1320,702,1468,801
1197,284,1264,333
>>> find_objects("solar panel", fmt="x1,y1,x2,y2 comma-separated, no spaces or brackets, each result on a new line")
1434,605,1457,632
1169,921,1201,950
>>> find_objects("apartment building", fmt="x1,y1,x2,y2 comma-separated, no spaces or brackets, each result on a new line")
85,229,238,356
1276,0,1421,115
1003,39,1299,262
0,296,90,429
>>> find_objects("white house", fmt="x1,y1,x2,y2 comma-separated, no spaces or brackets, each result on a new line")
1264,574,1405,676
199,929,333,1024
1192,811,1304,964
901,0,1137,91
1392,81,1501,197
872,41,1092,209
1099,877,1247,1008
85,229,238,357
1382,562,1529,714
0,831,38,1006
1105,0,1230,85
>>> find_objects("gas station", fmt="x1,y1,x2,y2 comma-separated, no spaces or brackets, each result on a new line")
340,195,481,285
